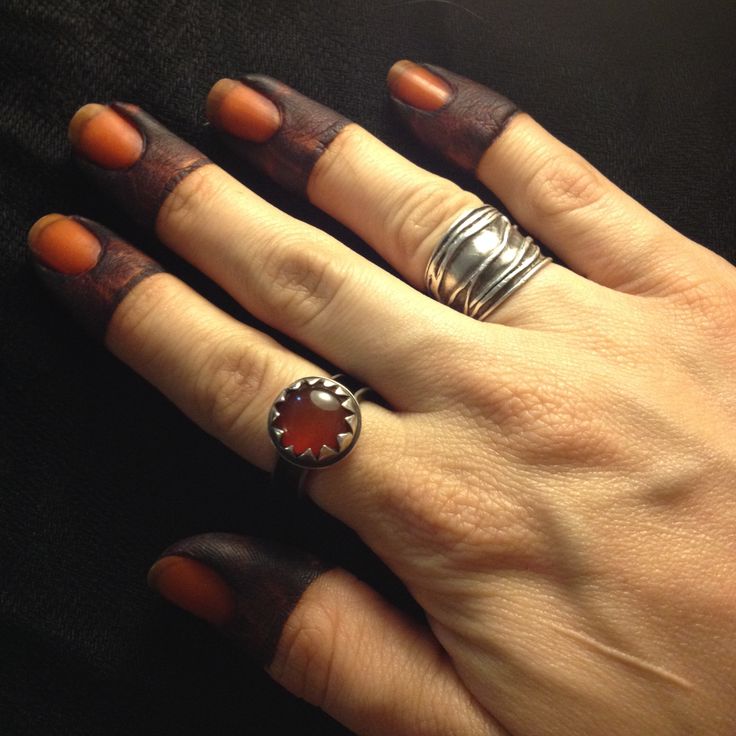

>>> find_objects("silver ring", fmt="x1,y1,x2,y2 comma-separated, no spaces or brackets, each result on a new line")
425,204,552,320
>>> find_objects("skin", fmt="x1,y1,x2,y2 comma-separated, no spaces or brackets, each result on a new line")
27,62,736,735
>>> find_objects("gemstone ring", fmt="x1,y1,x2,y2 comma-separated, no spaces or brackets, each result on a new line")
268,375,364,494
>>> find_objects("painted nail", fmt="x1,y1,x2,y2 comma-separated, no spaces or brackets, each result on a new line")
207,74,350,196
68,103,144,169
387,59,451,111
28,214,101,275
28,215,163,340
387,61,519,173
148,533,331,666
207,78,281,143
147,556,237,627
71,102,211,229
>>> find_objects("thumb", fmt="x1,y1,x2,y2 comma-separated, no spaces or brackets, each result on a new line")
147,533,503,736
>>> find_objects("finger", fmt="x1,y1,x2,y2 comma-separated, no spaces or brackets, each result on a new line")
26,213,395,470
27,212,416,554
206,75,590,327
148,533,503,736
386,61,716,295
68,101,464,408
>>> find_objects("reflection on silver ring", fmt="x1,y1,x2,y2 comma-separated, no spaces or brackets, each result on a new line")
425,204,552,320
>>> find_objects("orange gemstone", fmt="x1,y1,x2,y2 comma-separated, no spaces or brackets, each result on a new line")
274,386,352,457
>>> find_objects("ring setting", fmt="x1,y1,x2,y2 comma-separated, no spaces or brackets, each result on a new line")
268,376,362,471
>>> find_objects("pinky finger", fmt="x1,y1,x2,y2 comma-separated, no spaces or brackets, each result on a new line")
148,533,503,736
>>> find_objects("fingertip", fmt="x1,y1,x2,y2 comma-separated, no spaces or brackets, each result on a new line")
386,59,414,89
67,102,106,147
205,77,240,122
206,77,281,143
147,554,237,627
386,59,450,111
69,102,144,169
27,214,101,275
27,212,66,247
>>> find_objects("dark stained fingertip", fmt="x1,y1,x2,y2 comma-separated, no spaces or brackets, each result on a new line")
207,78,282,143
149,533,332,667
147,555,237,627
28,214,101,275
209,74,350,196
387,60,451,111
71,102,212,229
388,62,519,173
30,216,163,340
68,103,144,170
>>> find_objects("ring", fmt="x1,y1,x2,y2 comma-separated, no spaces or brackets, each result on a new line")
425,204,552,320
268,375,364,496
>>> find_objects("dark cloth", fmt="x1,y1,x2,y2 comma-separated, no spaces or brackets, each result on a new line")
1,1,734,734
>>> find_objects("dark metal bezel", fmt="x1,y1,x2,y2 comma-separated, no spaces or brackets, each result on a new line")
268,376,362,470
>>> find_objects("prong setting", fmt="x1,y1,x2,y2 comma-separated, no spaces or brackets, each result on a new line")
268,376,362,470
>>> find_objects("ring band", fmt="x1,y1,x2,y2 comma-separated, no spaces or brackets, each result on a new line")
269,374,365,496
425,204,552,320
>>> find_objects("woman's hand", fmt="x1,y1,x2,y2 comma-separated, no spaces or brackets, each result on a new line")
27,62,736,735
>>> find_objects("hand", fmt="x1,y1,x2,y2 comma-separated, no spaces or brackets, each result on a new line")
27,61,736,735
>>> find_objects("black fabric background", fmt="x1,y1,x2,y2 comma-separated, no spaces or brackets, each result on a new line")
1,1,734,734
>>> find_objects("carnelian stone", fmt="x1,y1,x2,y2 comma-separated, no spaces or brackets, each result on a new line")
274,387,351,457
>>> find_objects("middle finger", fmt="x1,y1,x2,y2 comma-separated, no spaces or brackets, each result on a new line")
68,101,475,411
205,75,598,328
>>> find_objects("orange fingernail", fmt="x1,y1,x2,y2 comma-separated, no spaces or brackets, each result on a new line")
206,78,281,143
147,555,237,627
27,214,101,275
68,103,144,169
387,60,451,111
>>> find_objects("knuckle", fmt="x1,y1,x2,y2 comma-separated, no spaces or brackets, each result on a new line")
158,166,232,231
376,424,537,564
665,274,736,333
385,178,481,266
498,378,616,462
256,230,349,331
524,151,607,220
459,358,629,470
192,338,274,441
107,271,177,349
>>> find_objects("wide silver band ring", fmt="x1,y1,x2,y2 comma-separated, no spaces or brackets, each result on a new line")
269,374,367,497
425,204,552,320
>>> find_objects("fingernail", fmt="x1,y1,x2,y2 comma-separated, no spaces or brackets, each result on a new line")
27,214,101,274
68,102,144,169
147,555,237,627
148,533,330,665
207,78,281,143
387,59,451,111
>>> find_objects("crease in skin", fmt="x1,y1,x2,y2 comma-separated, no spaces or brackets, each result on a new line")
549,622,695,691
